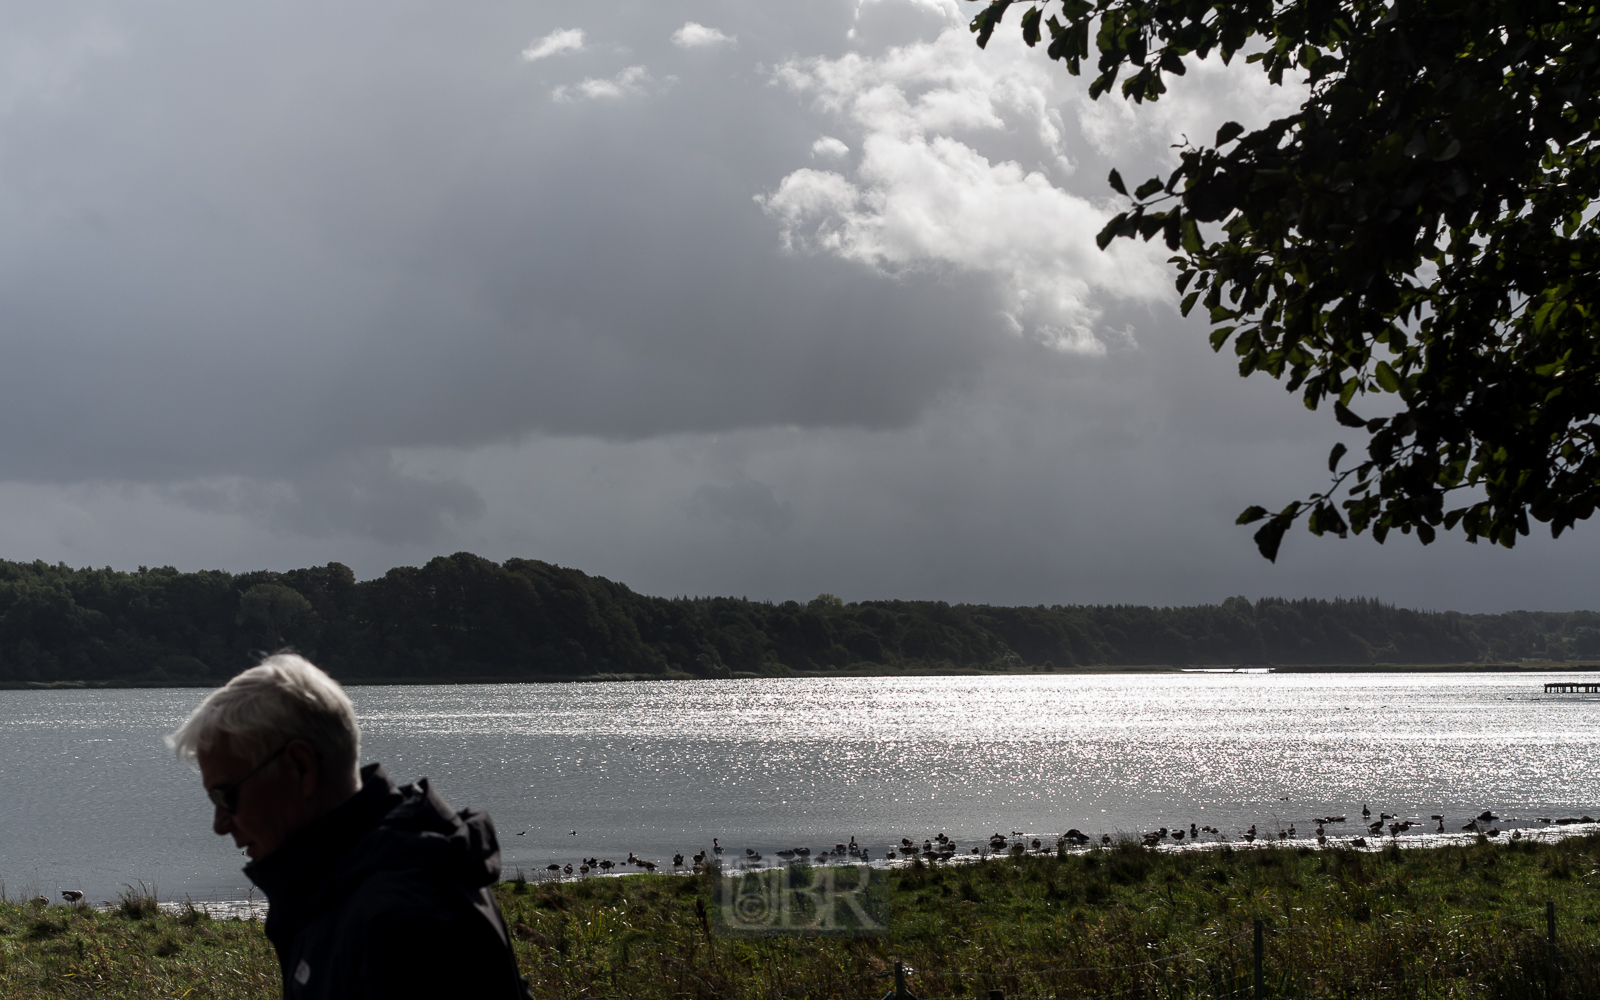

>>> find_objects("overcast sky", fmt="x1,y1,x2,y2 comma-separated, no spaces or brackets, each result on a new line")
0,0,1593,613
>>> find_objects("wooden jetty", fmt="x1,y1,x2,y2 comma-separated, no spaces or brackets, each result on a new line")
1545,682,1600,694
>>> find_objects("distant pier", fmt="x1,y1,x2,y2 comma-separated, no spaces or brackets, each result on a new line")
1544,682,1600,694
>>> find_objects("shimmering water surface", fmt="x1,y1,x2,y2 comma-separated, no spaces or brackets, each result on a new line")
2,673,1596,904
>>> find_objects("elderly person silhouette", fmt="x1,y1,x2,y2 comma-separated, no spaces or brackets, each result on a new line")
169,654,529,999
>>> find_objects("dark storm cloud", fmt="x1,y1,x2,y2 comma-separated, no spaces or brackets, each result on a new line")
0,0,998,493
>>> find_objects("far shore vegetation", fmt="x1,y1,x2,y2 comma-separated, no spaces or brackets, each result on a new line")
4,834,1598,998
0,553,1596,687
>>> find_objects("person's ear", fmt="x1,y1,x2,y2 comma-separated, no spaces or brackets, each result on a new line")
284,739,321,795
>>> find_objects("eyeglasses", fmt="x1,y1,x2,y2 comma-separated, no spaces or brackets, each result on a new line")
207,743,290,814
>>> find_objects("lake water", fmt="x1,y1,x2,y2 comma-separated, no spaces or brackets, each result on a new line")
3,672,1597,907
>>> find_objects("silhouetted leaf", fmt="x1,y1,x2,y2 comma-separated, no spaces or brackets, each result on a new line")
1215,121,1245,145
1236,505,1269,525
1333,402,1367,428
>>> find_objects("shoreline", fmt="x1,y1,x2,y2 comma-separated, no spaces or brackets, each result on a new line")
59,820,1600,913
5,661,1599,690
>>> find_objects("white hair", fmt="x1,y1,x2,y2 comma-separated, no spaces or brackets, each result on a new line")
167,653,361,784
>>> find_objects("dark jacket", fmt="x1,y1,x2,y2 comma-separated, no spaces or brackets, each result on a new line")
245,763,529,999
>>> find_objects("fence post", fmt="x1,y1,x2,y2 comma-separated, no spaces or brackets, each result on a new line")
1547,900,1557,997
879,959,919,1000
1254,918,1264,1000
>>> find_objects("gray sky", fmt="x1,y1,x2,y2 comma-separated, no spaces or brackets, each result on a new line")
0,0,1593,613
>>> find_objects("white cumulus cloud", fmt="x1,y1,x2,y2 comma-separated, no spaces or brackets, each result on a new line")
671,22,736,49
551,65,653,102
811,136,850,158
759,27,1166,355
521,27,584,62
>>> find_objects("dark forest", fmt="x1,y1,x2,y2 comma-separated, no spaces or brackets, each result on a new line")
0,553,1593,684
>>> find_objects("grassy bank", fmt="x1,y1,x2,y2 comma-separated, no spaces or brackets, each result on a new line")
5,836,1600,998
0,891,277,998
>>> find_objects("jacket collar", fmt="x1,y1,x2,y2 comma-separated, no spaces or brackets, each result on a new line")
244,763,400,949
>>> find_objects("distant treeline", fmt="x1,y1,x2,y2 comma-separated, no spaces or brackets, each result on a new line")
0,553,1594,684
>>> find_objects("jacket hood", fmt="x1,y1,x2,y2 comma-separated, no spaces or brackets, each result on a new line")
330,767,503,897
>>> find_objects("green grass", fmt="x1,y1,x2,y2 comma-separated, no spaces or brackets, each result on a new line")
6,836,1600,998
0,888,277,998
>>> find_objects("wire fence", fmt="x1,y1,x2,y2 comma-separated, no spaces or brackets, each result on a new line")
855,903,1591,1000
508,902,1599,1000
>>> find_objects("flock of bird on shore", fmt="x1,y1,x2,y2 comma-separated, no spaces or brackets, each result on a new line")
32,805,1600,905
520,805,1600,880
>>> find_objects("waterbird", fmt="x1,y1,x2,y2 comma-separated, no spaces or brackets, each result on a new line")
1478,810,1498,821
1101,834,1112,845
31,895,48,906
673,853,684,866
1362,804,1370,818
1351,837,1367,847
547,864,561,871
599,859,615,870
61,890,83,903
713,838,723,854
579,864,590,874
564,863,573,874
517,831,526,836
